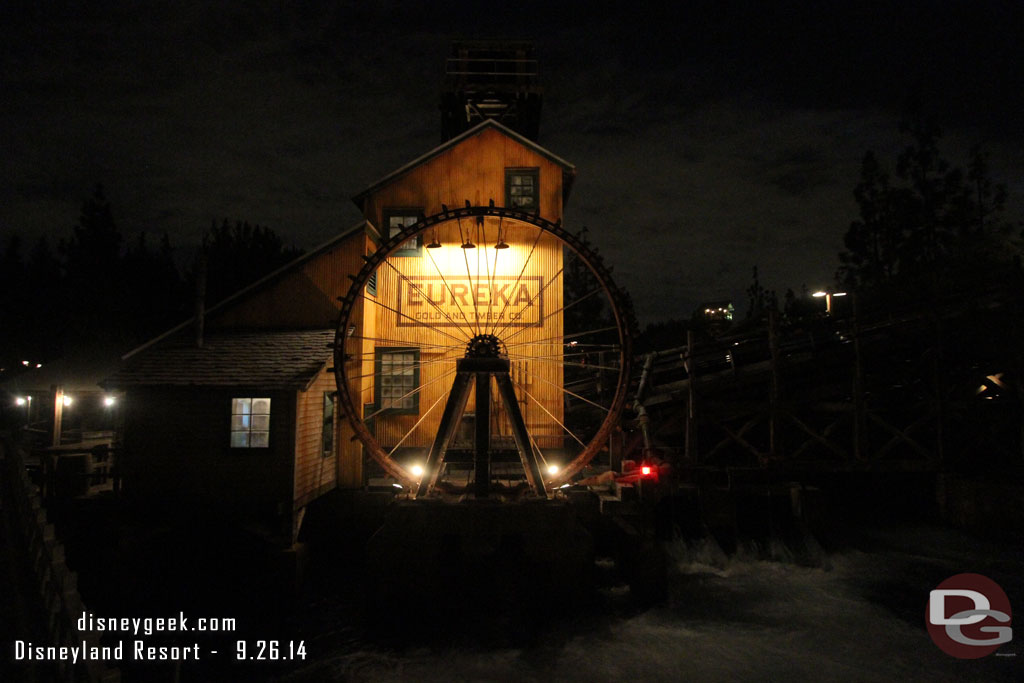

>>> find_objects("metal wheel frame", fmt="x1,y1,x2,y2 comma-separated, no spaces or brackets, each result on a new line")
333,204,635,491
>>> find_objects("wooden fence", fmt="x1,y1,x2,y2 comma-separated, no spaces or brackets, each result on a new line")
1,434,121,683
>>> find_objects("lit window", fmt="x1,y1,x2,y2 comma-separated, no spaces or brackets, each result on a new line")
322,392,335,457
506,168,539,210
375,348,419,414
383,209,423,256
231,397,271,448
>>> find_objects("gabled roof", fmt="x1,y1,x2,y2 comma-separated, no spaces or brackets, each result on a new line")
122,221,374,361
103,329,334,390
352,119,576,209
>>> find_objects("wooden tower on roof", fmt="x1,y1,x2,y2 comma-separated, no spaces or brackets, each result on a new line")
440,41,543,143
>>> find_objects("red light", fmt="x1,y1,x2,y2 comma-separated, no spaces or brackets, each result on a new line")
640,465,652,476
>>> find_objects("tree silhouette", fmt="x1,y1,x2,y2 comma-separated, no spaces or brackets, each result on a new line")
199,219,303,306
62,184,125,345
837,113,1015,299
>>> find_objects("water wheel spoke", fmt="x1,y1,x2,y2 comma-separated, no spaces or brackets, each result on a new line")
335,206,633,495
379,257,475,340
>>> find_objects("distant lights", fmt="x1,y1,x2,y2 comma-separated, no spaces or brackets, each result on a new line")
812,291,827,298
410,464,425,478
35,363,42,368
103,396,117,407
640,465,652,476
15,397,27,406
547,464,560,476
62,395,73,407
22,360,30,366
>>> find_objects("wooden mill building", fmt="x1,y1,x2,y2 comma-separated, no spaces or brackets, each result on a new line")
104,45,581,545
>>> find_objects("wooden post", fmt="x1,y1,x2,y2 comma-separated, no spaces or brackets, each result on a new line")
609,425,622,472
194,252,207,348
473,372,491,498
52,385,64,448
768,310,781,461
852,294,866,462
931,312,946,468
685,329,697,464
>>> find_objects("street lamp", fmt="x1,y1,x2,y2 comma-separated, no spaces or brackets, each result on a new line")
812,290,847,314
15,395,31,426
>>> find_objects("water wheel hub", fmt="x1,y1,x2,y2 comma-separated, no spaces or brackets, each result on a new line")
466,334,504,358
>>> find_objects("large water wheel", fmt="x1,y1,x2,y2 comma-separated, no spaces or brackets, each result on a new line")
334,204,634,498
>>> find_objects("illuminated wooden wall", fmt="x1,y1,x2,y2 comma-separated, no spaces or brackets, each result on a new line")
354,122,574,460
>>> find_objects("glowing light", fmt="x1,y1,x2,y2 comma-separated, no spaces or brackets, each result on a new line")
22,360,30,366
410,464,425,478
547,464,559,476
640,465,652,476
16,397,26,406
559,484,571,489
392,483,404,489
833,292,847,297
104,396,116,407
812,291,827,298
62,395,73,407
35,363,42,368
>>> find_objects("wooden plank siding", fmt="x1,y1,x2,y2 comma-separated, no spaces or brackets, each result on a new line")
358,124,569,462
367,230,564,452
361,126,565,226
120,386,296,539
293,367,337,510
210,230,372,330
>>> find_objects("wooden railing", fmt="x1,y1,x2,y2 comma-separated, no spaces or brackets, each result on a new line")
1,434,121,682
633,287,1023,472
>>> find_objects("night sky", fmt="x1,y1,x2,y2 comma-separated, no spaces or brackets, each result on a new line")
2,0,1022,323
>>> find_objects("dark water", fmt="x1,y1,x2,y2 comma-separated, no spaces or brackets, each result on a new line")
276,525,1023,682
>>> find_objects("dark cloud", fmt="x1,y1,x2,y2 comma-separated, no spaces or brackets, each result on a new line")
1,0,1021,323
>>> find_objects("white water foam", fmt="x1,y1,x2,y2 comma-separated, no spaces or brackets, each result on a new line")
284,526,1022,682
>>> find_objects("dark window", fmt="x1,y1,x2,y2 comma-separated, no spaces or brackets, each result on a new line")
505,168,539,210
322,392,335,457
230,397,271,448
375,348,420,414
383,209,423,257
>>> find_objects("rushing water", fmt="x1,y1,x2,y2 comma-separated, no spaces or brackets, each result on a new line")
279,524,1022,682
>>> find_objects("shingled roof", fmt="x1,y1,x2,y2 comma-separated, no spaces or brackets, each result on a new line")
103,329,334,390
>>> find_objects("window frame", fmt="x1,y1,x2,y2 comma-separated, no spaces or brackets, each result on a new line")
374,347,420,415
382,208,424,257
505,168,540,211
230,397,271,449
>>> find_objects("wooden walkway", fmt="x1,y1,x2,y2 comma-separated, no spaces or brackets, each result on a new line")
630,289,1023,473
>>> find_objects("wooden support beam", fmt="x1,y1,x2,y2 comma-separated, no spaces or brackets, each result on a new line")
473,372,491,498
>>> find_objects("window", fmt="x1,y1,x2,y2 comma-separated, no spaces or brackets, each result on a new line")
231,397,270,448
505,168,539,210
383,209,423,257
322,392,335,457
375,348,419,414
